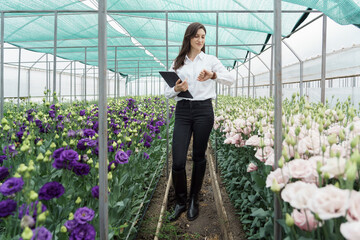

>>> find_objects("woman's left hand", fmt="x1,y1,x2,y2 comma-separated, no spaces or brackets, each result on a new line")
197,69,214,82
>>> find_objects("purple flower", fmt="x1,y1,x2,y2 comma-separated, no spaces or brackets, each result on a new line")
143,152,150,160
0,177,24,196
49,110,56,118
0,155,7,165
91,186,99,199
83,129,96,138
53,149,78,170
50,104,56,110
2,145,18,157
77,139,97,151
144,141,151,148
0,199,17,217
60,149,79,162
69,223,96,240
38,182,65,200
57,115,64,120
31,227,52,240
74,207,95,224
18,200,47,219
126,150,132,157
0,166,9,181
71,162,90,176
79,110,86,116
115,150,129,164
68,130,76,138
65,219,79,232
53,147,65,160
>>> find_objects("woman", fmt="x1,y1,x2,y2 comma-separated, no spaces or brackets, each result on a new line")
164,22,234,221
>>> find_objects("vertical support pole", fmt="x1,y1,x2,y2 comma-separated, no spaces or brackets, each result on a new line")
215,11,219,172
165,11,169,179
70,61,73,103
46,54,49,100
137,61,140,96
53,11,58,103
17,48,21,109
85,47,87,102
321,15,327,104
98,0,108,239
151,68,153,96
253,75,255,98
158,75,161,95
235,62,238,97
274,0,282,239
270,38,274,98
59,73,62,103
93,66,96,100
74,61,77,101
242,77,244,96
0,12,3,119
27,69,30,103
248,52,251,97
114,47,117,100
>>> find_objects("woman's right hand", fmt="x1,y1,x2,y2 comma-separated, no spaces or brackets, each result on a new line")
174,78,188,92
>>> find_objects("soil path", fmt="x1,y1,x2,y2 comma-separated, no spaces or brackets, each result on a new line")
136,140,246,240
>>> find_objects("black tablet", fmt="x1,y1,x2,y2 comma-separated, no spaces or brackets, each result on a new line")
159,71,193,98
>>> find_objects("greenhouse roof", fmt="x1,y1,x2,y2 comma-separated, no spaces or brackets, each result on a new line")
1,0,360,77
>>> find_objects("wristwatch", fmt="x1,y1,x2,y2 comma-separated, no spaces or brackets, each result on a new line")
211,71,217,79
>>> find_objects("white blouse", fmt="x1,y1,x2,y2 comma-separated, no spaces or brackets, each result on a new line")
164,51,235,101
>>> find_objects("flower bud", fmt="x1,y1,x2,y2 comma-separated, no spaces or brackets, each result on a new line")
21,227,33,240
36,153,44,162
36,140,43,147
351,136,359,149
75,197,82,204
45,150,52,157
20,144,30,152
285,213,294,227
1,118,8,125
37,212,47,223
29,190,38,201
345,162,357,183
18,164,28,174
328,134,337,146
60,226,67,233
108,172,113,180
68,212,74,220
270,178,281,193
50,142,56,149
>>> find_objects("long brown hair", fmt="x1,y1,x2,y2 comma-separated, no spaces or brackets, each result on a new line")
173,22,206,71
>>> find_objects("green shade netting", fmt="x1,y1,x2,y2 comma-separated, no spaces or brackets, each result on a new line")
1,0,360,80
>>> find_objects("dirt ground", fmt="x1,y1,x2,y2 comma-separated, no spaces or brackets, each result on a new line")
136,140,247,240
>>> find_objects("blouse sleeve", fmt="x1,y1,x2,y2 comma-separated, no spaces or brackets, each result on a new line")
211,56,235,86
163,61,180,99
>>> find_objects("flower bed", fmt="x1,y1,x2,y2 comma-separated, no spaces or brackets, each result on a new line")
212,95,360,240
0,96,174,239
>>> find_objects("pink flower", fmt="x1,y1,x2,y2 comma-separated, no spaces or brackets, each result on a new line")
255,146,273,162
243,126,252,136
347,191,360,222
320,157,347,178
245,135,260,146
292,209,319,231
264,152,274,167
266,168,290,189
340,221,360,240
247,163,258,172
324,144,347,158
308,185,350,220
281,181,318,209
327,125,342,136
285,159,313,179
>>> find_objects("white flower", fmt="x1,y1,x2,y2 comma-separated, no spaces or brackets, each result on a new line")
285,159,313,179
281,181,318,209
266,168,290,189
320,157,347,177
308,185,350,220
347,191,360,222
340,221,360,240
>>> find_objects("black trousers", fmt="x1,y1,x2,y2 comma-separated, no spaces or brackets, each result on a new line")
172,99,214,171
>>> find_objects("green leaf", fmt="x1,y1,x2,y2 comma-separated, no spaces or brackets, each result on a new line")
251,208,269,218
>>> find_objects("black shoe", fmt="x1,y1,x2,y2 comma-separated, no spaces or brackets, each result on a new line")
168,204,187,222
187,160,206,221
167,169,187,222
